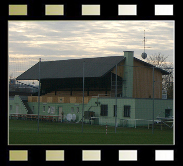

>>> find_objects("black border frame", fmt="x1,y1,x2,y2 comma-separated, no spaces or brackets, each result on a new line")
1,0,180,165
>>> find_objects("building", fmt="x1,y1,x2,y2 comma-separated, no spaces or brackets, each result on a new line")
9,51,173,127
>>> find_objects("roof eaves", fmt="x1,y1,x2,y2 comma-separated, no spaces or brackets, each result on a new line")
101,57,126,77
134,57,169,75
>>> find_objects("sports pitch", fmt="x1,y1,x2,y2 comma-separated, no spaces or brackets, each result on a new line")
9,120,173,145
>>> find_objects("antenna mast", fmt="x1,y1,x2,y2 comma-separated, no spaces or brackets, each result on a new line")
144,30,145,53
141,30,147,59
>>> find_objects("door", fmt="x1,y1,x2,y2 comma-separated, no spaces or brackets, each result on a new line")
165,109,171,118
16,105,19,113
59,107,63,122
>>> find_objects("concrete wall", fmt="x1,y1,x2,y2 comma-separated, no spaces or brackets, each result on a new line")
82,98,173,127
26,98,98,122
9,95,28,114
26,97,136,126
27,102,84,122
89,98,136,127
135,99,173,126
9,95,173,128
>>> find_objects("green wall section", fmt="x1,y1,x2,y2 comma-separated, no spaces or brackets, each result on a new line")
135,99,173,126
9,96,173,128
9,95,28,114
96,98,136,126
26,98,136,126
27,102,84,122
27,98,98,122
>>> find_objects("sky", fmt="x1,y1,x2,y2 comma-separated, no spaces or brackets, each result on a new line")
8,21,174,81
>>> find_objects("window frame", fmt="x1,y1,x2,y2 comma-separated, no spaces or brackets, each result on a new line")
10,105,12,111
100,104,108,116
43,106,45,112
113,105,117,117
124,105,131,117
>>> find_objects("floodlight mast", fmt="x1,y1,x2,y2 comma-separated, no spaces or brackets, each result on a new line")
115,64,117,133
37,58,41,133
82,61,85,133
152,66,155,134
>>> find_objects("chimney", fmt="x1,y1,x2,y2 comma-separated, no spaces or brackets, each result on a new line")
122,51,134,98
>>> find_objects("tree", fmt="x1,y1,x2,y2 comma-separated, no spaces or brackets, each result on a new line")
146,53,174,99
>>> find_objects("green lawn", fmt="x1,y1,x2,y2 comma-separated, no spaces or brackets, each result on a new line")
9,119,173,145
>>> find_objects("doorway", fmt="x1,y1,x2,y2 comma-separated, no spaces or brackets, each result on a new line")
16,105,19,114
165,109,172,118
58,107,63,122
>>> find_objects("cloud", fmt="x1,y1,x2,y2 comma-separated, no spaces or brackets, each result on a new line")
9,21,174,63
8,21,174,80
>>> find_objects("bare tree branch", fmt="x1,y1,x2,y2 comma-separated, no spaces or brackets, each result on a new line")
146,53,173,99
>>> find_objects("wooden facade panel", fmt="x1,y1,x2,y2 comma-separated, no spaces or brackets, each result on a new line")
84,97,90,104
111,60,163,98
45,90,109,97
133,60,162,98
28,96,32,102
58,97,63,103
47,97,52,103
42,96,47,102
111,61,125,77
52,96,58,103
57,96,70,103
76,97,83,103
63,97,70,103
28,96,92,104
70,97,77,103
32,96,38,102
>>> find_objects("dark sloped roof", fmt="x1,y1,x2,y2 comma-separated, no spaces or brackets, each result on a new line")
16,56,169,80
16,56,125,80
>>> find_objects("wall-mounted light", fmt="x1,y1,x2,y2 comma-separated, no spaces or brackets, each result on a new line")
95,102,100,106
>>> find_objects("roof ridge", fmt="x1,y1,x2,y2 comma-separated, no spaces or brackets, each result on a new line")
41,55,124,62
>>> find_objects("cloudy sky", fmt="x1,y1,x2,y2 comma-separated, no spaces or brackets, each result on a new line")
8,21,174,80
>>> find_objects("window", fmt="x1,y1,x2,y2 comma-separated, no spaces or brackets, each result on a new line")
43,106,45,112
165,109,172,118
124,105,130,117
101,104,108,116
50,106,55,114
71,107,74,113
48,106,50,114
113,105,117,117
77,107,79,113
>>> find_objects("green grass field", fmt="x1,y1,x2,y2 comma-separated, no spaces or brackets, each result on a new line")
9,119,173,145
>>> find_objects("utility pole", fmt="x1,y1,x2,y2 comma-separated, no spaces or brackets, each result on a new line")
38,58,41,133
115,64,117,133
82,61,85,133
152,66,155,134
